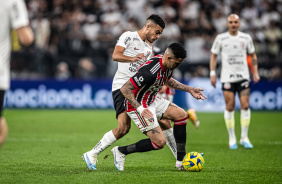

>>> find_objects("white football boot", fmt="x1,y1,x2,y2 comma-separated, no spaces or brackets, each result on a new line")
82,152,98,171
111,146,125,171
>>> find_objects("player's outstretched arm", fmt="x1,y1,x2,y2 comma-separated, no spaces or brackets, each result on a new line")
209,53,218,88
120,80,153,119
165,78,207,100
250,52,260,83
112,46,145,63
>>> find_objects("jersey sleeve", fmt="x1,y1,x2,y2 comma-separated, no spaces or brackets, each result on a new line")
247,35,255,54
129,67,152,89
211,35,221,54
116,32,132,48
10,0,29,30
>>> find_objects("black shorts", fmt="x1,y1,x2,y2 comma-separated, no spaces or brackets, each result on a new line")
112,89,125,119
222,80,250,93
0,90,5,118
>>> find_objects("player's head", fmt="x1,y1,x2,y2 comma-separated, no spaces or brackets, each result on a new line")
163,43,187,70
144,14,165,43
227,14,240,34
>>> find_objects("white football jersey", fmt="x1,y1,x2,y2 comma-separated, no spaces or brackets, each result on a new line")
0,0,29,90
112,31,153,92
211,31,255,83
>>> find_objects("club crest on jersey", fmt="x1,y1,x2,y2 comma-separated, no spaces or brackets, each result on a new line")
240,41,245,50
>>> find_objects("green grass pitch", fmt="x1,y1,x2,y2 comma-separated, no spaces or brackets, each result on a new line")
0,110,281,183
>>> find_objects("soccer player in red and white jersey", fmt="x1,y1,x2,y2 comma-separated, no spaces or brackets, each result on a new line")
210,14,260,149
111,43,206,171
0,0,34,149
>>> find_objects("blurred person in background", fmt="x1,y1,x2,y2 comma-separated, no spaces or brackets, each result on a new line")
209,14,260,150
0,0,34,149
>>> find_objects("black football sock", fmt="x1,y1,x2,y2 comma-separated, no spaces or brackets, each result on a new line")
174,117,187,161
118,138,157,155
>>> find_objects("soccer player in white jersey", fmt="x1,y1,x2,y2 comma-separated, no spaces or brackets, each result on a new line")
111,43,206,171
209,14,260,149
0,0,34,149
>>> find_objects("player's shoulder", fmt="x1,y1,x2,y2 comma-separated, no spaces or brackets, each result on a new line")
215,32,230,41
120,31,137,38
238,31,252,40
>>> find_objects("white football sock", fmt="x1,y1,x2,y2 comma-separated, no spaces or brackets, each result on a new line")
163,128,177,159
241,108,251,141
224,110,236,143
90,130,117,155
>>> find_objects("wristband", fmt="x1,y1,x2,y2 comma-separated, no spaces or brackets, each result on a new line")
137,106,145,114
210,70,216,76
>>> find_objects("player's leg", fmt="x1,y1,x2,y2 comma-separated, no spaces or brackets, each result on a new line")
0,90,8,150
223,90,237,149
113,109,165,171
162,103,188,169
82,90,131,170
159,119,177,159
156,93,177,159
238,88,253,148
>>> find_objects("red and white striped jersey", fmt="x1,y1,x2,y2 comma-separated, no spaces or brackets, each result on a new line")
125,55,173,112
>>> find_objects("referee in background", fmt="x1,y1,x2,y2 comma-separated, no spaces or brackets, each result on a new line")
0,0,34,149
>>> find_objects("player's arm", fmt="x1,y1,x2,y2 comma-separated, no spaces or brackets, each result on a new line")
16,26,34,46
165,78,207,100
112,46,145,63
120,80,153,119
249,52,260,83
209,53,217,88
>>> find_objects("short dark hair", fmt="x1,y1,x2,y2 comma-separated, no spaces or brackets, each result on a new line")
168,43,187,59
147,14,165,29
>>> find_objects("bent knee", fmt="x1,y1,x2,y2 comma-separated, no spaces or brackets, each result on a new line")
153,139,166,149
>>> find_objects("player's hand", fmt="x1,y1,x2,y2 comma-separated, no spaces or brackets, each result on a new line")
132,53,146,62
141,108,154,120
189,87,207,100
253,73,260,83
210,75,216,88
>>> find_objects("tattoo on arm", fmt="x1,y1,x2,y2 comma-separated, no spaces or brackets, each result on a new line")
166,78,190,93
169,103,178,108
150,129,160,134
121,81,141,109
251,58,257,65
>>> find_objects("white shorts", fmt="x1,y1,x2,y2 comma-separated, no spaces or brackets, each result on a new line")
156,93,174,103
127,97,170,133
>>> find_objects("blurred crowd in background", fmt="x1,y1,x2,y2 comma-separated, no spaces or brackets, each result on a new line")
11,0,282,81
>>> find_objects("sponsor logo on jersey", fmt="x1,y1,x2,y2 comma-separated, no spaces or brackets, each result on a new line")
124,37,131,45
133,38,140,41
139,76,144,82
149,85,160,92
134,76,141,86
230,74,243,78
224,83,231,89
